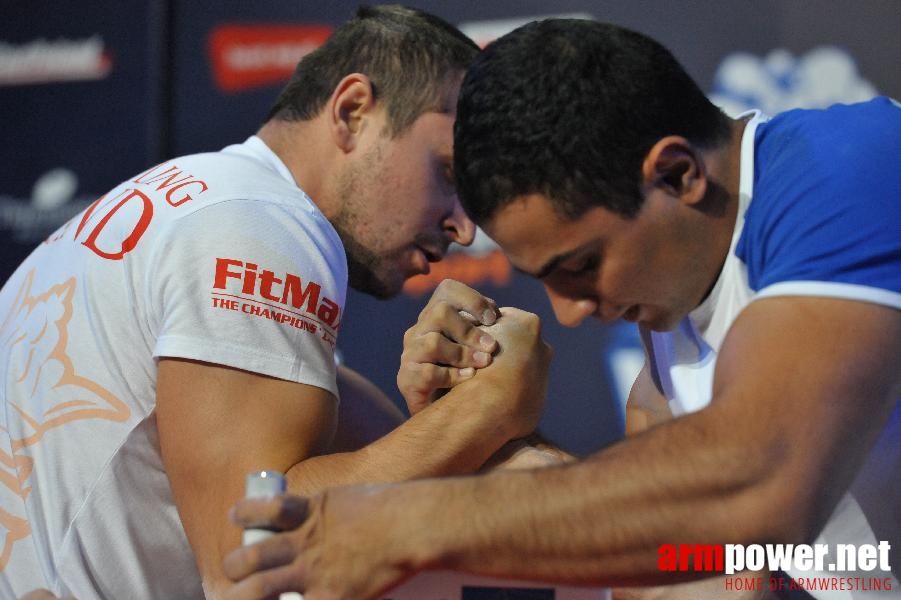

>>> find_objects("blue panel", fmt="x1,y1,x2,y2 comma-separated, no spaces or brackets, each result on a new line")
0,0,165,282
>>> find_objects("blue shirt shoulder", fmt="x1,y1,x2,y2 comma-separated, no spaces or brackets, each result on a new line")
736,97,901,295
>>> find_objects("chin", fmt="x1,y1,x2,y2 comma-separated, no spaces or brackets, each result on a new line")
352,281,401,300
644,312,681,332
348,271,403,300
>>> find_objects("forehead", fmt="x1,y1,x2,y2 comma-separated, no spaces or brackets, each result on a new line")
383,71,463,149
435,70,465,113
399,70,463,124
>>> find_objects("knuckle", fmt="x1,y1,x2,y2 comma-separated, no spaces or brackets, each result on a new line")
523,309,541,323
435,300,454,319
439,278,460,291
421,363,446,383
466,326,487,345
433,278,457,300
399,343,420,363
523,312,542,332
397,376,415,393
401,360,426,379
423,331,444,353
418,297,440,319
458,343,476,364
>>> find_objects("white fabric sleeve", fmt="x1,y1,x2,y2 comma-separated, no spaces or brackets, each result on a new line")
147,199,346,396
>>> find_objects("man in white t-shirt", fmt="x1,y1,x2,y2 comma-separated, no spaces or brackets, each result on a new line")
0,6,552,599
222,18,900,600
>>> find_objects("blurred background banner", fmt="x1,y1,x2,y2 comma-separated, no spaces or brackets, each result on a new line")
2,0,899,455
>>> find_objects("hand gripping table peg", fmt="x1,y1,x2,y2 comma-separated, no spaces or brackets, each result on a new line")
243,471,303,600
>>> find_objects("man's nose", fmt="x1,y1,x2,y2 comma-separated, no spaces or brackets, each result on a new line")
544,283,598,328
444,198,476,246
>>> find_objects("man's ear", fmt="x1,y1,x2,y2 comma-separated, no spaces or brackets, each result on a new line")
328,73,377,153
640,136,707,206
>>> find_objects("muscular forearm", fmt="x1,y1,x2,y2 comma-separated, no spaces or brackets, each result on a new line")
222,301,901,599
376,406,796,587
392,304,901,589
286,371,524,495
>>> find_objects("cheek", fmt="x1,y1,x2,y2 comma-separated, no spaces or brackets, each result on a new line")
608,232,671,294
389,148,447,209
599,256,657,305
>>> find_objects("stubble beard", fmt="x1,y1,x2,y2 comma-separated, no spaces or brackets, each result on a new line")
331,149,401,300
335,220,399,300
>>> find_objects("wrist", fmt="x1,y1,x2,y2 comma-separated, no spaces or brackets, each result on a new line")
437,375,518,443
377,479,462,574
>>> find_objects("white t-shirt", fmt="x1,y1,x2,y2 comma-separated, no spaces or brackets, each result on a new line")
0,136,346,598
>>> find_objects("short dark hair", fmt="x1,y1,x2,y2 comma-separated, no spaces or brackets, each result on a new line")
454,19,732,224
266,4,478,136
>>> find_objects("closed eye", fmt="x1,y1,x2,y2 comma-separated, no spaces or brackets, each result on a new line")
442,162,455,187
435,157,457,198
561,254,599,277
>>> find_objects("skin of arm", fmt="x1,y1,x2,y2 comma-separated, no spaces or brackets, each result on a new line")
613,365,773,600
157,288,549,598
16,365,401,600
222,296,901,598
329,365,406,453
406,297,901,582
623,363,673,436
479,431,579,472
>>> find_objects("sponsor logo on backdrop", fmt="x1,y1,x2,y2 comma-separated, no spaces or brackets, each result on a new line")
40,160,210,262
709,46,878,116
0,36,112,86
0,169,94,244
33,160,207,267
208,24,333,93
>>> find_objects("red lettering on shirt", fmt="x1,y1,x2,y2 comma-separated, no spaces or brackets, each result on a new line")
213,257,342,331
79,189,154,260
45,161,211,259
132,163,209,207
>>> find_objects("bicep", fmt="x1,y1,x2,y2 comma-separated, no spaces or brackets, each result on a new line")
331,364,405,453
155,357,337,595
711,296,901,538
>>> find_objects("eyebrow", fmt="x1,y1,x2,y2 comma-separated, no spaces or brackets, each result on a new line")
514,249,581,280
